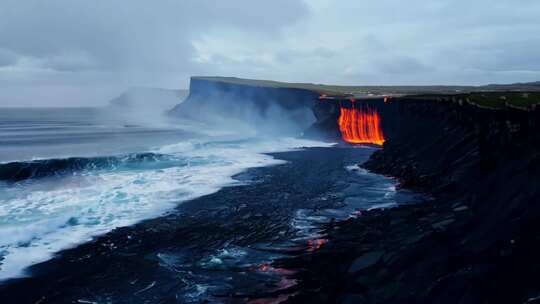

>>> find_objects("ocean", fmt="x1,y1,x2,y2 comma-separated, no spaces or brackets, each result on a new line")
0,107,333,281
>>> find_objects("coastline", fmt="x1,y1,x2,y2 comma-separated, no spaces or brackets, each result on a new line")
4,76,540,303
0,146,420,303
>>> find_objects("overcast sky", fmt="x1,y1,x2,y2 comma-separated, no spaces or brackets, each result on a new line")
1,0,539,107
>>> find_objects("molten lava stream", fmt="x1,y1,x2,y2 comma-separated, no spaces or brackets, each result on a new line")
338,105,385,146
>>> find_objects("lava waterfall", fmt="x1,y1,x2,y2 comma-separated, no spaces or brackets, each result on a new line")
338,104,385,145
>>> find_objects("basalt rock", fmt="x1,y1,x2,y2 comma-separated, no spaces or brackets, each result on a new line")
283,98,540,304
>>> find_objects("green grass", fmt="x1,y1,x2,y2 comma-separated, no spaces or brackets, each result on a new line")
193,76,540,110
469,92,540,109
193,76,481,96
407,92,540,110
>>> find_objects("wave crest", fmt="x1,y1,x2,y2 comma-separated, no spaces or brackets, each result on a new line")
0,153,174,182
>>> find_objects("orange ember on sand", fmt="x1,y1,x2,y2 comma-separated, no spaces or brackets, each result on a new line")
338,105,385,146
307,238,328,252
255,263,295,275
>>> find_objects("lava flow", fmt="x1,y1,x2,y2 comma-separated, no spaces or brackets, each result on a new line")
338,103,385,146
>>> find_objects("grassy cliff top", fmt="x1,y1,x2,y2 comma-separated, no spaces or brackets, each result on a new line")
192,76,540,110
193,76,540,95
410,91,540,110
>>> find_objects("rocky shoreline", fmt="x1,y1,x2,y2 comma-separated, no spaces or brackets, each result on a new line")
1,146,420,304
275,101,540,303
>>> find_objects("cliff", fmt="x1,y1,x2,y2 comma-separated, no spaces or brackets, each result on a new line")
171,77,321,135
362,99,540,303
171,77,540,141
281,97,540,303
170,77,409,139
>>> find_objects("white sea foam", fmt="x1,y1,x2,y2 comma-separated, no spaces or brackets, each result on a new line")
0,137,334,280
345,164,369,175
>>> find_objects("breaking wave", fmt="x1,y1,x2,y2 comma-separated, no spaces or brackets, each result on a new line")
0,137,334,281
0,153,175,182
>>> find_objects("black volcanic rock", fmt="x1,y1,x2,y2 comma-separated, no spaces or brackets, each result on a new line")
279,98,540,304
348,251,384,273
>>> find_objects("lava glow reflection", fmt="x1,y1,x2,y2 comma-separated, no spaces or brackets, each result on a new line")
338,104,385,146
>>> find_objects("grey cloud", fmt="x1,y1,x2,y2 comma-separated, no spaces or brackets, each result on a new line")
0,48,18,67
470,40,540,72
376,56,432,75
0,0,309,106
275,47,336,64
40,51,100,72
0,0,308,73
0,0,539,106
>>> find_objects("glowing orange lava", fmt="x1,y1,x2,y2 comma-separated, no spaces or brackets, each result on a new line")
338,104,385,146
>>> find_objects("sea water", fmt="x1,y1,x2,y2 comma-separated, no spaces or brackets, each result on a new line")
0,107,334,280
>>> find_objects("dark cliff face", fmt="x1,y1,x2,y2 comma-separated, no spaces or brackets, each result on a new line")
171,78,322,136
367,98,540,201
368,98,540,247
360,100,540,303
